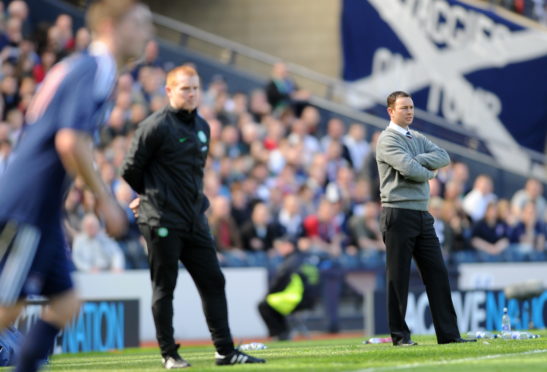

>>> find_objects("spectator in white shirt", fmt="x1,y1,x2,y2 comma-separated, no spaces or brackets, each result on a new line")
462,174,497,222
72,213,125,272
511,178,546,220
343,123,370,172
276,193,303,239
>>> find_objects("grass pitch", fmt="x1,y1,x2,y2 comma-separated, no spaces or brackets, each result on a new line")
2,331,547,371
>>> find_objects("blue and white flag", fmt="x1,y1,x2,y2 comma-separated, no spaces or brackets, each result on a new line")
341,0,547,173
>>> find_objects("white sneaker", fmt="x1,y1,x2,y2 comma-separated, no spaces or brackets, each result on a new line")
162,355,191,369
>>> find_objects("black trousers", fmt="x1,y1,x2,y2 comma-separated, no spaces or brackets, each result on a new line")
140,217,234,357
380,207,460,344
257,300,288,337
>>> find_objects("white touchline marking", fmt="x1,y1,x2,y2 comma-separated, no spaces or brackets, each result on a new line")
355,349,547,372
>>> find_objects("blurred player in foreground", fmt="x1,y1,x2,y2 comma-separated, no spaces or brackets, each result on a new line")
0,1,152,370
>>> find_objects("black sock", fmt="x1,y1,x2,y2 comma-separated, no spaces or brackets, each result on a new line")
217,344,235,356
15,319,59,372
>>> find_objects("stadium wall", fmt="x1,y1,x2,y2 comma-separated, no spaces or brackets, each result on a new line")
74,268,268,342
373,288,547,335
141,0,341,78
458,262,547,290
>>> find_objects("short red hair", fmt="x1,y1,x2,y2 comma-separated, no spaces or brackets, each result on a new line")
166,64,198,87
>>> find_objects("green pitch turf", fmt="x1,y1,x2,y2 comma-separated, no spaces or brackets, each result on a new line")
2,331,547,371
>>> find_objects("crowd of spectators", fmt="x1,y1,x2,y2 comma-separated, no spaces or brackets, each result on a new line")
0,3,545,281
483,0,547,24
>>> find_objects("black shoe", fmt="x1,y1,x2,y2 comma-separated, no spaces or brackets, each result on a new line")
162,354,191,369
445,338,477,344
215,349,266,365
394,340,418,346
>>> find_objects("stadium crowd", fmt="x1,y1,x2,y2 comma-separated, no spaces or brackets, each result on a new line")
0,2,545,279
483,0,547,24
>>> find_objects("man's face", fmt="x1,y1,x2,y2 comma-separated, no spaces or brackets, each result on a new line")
388,96,414,127
116,5,153,63
166,72,200,111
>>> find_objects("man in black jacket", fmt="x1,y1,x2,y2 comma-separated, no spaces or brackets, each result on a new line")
121,64,265,369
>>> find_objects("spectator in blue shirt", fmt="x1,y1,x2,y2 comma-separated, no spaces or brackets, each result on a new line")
471,201,510,261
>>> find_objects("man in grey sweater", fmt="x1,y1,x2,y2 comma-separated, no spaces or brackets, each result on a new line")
376,91,474,346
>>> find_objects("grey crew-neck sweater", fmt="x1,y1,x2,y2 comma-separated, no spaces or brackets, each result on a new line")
375,127,450,211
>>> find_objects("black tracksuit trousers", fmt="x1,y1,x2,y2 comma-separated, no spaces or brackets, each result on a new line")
140,217,234,357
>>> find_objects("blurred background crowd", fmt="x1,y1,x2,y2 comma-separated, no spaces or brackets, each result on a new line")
0,0,545,281
482,0,547,24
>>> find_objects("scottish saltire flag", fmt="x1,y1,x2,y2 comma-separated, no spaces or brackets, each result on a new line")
341,0,547,174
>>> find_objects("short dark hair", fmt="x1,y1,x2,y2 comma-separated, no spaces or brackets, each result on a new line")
386,91,411,109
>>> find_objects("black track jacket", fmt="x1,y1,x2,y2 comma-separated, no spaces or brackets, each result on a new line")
121,105,210,231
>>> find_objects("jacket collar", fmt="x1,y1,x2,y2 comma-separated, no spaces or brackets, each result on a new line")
167,105,197,123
